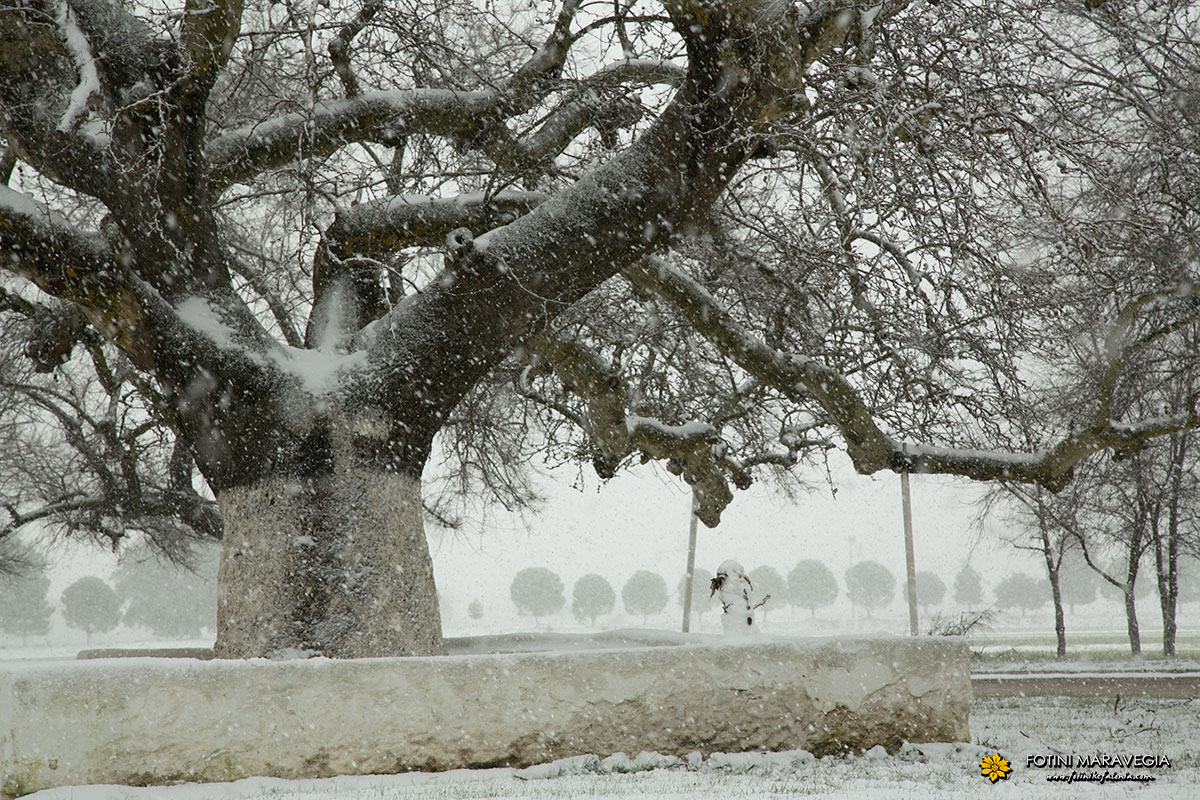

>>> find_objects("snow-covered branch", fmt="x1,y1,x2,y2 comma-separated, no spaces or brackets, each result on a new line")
513,93,644,172
624,256,896,469
525,331,744,525
0,185,114,303
307,190,548,346
625,256,1200,492
207,89,498,190
0,2,119,199
54,0,101,133
1093,282,1200,424
580,58,687,89
501,0,583,114
322,191,548,263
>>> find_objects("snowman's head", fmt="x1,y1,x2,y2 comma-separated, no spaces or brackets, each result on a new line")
715,559,746,579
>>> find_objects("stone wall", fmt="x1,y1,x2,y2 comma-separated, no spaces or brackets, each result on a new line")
0,636,970,796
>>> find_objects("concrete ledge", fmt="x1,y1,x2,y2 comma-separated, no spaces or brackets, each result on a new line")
1,636,969,797
972,672,1200,698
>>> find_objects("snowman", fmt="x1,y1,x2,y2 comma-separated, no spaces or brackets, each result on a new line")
710,559,768,637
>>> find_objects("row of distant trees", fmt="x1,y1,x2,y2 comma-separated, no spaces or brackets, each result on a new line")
498,561,1109,625
0,547,218,645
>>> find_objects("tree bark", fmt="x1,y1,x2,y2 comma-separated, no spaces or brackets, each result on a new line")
1159,579,1177,658
1123,588,1141,657
1039,525,1067,659
1155,434,1186,658
213,414,443,658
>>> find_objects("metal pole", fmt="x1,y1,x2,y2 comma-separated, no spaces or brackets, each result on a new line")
682,490,699,633
901,457,919,636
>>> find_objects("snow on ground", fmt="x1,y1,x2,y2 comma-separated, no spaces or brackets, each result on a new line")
22,694,1200,799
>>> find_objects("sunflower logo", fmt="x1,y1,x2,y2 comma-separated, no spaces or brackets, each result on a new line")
980,753,1012,783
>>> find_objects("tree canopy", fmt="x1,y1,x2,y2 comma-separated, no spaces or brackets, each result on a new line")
114,544,218,637
60,574,121,642
914,570,946,611
0,552,53,642
571,573,615,624
622,569,668,622
844,560,895,614
952,565,984,607
788,559,838,616
510,566,565,621
993,573,1050,616
2,0,1199,657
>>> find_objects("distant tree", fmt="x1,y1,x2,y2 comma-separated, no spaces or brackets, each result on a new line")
748,566,785,619
0,560,53,644
787,560,838,618
509,567,565,623
993,574,1049,617
953,565,984,607
467,599,484,620
61,576,121,644
678,571,714,620
0,534,38,579
622,571,668,624
1058,559,1098,612
571,574,615,625
915,571,946,612
115,546,218,638
844,561,895,617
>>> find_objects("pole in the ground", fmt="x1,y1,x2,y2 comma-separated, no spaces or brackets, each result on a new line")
682,490,699,633
901,448,919,636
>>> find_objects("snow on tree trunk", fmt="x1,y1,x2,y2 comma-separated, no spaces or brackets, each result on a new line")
214,466,444,659
1123,588,1141,657
1160,591,1177,658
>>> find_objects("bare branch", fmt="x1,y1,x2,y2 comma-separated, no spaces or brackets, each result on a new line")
0,148,15,184
328,0,382,98
501,0,583,114
625,256,1200,492
227,249,303,348
525,330,744,525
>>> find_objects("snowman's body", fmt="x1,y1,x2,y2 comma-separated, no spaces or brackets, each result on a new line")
710,559,763,637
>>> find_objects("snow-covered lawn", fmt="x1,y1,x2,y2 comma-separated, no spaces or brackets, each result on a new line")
24,695,1199,799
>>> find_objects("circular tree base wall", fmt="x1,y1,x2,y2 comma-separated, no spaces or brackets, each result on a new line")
0,635,969,797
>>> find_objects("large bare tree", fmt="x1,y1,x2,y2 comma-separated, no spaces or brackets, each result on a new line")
3,0,1198,659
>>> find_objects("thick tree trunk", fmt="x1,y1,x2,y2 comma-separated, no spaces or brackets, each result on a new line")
213,467,444,659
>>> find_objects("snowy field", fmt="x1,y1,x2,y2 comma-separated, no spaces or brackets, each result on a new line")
20,694,1199,800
